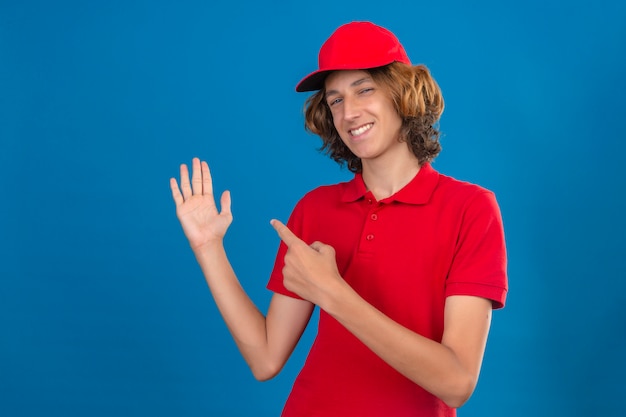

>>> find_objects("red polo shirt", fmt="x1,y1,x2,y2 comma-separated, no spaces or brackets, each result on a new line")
267,163,508,417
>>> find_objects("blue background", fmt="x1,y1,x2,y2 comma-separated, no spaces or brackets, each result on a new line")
1,0,625,416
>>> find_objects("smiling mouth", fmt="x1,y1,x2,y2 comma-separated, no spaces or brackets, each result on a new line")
349,123,373,136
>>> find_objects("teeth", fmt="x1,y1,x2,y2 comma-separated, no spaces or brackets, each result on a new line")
350,124,372,136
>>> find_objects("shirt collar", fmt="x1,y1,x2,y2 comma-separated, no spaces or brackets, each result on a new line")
340,162,440,205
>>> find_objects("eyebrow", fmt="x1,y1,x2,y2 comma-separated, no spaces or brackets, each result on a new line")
325,76,373,98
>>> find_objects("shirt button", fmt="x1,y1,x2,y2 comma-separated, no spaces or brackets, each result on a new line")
367,199,373,204
370,213,378,221
366,234,374,241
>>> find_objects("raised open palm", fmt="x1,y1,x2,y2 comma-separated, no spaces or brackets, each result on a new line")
170,158,232,250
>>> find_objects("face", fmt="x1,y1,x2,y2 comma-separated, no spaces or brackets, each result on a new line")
324,70,408,166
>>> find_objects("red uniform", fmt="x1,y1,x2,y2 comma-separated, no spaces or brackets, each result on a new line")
267,163,508,417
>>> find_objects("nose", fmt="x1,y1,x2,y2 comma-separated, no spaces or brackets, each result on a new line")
341,95,361,121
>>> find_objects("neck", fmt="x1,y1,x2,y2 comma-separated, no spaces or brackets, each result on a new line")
361,155,421,201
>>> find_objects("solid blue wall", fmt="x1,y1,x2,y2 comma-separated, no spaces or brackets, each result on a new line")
1,1,625,416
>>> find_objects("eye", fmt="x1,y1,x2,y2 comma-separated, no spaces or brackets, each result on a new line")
327,97,342,106
359,87,374,95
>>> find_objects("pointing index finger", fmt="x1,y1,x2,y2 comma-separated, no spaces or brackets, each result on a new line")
270,219,301,247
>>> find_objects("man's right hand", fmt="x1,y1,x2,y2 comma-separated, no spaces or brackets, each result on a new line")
170,157,232,250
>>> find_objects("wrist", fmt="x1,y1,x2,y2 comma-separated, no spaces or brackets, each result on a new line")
191,238,226,256
318,276,353,314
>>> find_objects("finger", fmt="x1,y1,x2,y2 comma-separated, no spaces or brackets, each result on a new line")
309,241,325,253
170,177,184,206
201,160,214,196
220,190,232,216
191,157,202,195
270,219,301,247
179,163,192,200
311,241,335,256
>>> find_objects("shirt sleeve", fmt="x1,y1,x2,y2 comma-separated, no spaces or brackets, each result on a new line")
266,198,306,299
445,189,508,309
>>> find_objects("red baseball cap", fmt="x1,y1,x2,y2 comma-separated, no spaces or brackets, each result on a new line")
295,21,411,92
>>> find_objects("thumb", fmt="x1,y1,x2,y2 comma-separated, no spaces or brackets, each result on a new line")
220,190,232,216
310,241,335,256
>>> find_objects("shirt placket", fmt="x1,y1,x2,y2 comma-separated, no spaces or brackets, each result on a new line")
358,196,383,257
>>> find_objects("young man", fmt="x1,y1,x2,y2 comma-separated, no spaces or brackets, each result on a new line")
170,21,508,417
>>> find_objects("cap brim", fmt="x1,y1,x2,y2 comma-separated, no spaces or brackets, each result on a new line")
295,70,333,92
296,59,407,92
